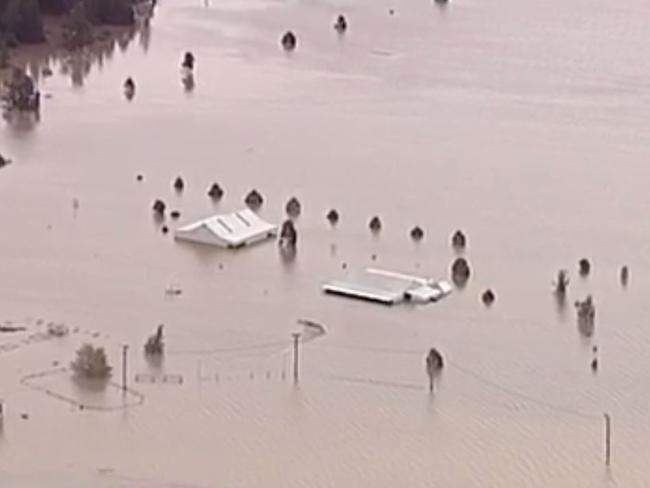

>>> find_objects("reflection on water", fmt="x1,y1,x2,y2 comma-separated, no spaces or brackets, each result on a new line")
60,29,138,87
139,20,152,53
2,110,40,132
181,72,195,93
554,292,569,320
279,244,297,265
2,23,147,132
16,25,143,89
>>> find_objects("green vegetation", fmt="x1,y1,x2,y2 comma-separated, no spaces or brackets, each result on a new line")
62,3,93,49
144,325,164,355
0,0,45,44
0,37,9,68
2,67,39,110
0,0,136,49
71,343,112,379
82,0,135,26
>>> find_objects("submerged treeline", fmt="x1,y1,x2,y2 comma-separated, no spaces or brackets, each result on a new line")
0,0,138,46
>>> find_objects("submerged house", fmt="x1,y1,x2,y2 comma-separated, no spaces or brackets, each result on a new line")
174,209,278,249
323,268,452,305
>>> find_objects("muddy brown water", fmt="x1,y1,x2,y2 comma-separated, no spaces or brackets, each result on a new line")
1,0,650,486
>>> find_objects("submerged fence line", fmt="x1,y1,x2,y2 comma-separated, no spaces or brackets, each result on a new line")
168,340,288,356
19,367,145,412
308,342,603,420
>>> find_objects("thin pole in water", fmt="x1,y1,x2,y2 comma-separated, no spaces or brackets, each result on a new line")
604,413,611,466
292,333,301,385
121,345,129,393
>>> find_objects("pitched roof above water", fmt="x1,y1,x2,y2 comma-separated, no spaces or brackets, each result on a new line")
175,209,277,248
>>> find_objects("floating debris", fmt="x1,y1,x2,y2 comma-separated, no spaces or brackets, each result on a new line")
144,324,164,356
244,189,264,209
152,199,166,216
369,216,382,232
326,209,339,225
281,31,297,51
285,197,301,217
173,177,184,192
553,269,569,296
451,230,466,249
451,257,471,286
578,258,591,277
0,325,26,333
165,285,182,297
161,225,169,234
620,265,629,286
334,15,348,33
298,319,327,337
47,323,69,337
591,357,598,372
481,289,496,306
207,183,224,200
410,226,424,241
170,210,181,220
136,174,143,182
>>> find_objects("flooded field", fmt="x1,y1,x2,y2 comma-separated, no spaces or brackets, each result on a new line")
1,0,650,486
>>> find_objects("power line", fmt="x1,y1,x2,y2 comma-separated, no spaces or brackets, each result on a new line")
445,358,600,420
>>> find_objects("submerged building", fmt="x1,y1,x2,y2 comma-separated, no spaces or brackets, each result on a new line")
323,268,452,305
174,209,278,249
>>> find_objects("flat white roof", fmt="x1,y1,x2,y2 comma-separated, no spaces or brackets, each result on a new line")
175,209,277,248
323,268,452,305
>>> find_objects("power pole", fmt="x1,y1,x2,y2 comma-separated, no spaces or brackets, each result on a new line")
604,413,611,467
121,345,129,393
292,333,301,385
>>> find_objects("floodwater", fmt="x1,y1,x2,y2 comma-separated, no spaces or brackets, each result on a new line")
1,0,650,485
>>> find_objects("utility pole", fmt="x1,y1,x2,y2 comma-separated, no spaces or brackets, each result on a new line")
121,345,129,393
292,333,301,385
604,413,611,467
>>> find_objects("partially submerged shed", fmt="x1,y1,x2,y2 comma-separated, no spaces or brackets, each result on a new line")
323,268,452,305
174,209,278,249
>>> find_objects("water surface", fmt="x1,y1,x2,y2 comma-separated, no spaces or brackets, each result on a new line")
1,0,649,486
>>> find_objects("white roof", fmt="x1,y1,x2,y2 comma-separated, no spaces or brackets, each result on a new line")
324,270,409,304
323,268,452,305
174,209,277,248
